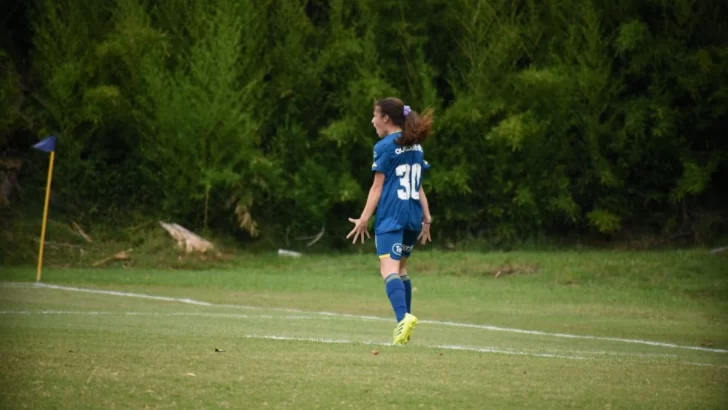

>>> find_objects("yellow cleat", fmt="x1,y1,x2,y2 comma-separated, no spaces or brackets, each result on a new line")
392,313,418,345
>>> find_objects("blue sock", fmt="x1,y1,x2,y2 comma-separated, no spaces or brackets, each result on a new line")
401,274,412,313
384,274,407,322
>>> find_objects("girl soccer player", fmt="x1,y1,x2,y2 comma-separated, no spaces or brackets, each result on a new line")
347,97,434,345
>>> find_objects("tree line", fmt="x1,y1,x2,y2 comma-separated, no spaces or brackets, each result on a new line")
1,0,726,247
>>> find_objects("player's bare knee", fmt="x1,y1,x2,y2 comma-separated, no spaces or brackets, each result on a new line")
379,257,400,279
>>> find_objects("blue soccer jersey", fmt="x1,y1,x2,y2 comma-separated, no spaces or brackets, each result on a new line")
371,131,431,235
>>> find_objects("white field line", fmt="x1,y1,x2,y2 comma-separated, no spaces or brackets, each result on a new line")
420,319,728,354
3,281,728,354
0,310,583,359
0,310,689,357
685,362,728,369
247,335,728,368
0,310,320,320
2,309,727,368
1,282,214,306
242,334,586,359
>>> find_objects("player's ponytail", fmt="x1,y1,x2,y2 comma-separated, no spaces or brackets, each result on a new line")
375,97,435,147
401,106,434,146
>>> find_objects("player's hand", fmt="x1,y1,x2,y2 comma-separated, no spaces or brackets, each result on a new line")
418,223,432,245
347,217,371,244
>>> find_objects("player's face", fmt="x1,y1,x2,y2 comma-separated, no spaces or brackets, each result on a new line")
372,106,388,138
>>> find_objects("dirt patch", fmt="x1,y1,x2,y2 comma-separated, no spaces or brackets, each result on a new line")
490,263,540,279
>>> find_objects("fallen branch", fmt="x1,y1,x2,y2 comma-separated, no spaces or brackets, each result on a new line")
92,248,133,267
159,222,214,253
710,246,728,255
71,221,93,243
295,224,326,247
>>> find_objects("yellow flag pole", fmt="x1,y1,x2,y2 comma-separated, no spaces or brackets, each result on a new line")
37,150,56,282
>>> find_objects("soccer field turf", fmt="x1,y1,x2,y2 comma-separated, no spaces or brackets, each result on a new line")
1,250,726,409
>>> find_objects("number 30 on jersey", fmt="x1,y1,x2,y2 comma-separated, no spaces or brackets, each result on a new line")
396,164,422,200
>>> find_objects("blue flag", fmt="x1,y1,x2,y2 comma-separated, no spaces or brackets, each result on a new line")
33,136,57,153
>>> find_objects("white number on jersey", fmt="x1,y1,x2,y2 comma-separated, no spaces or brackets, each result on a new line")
395,164,422,200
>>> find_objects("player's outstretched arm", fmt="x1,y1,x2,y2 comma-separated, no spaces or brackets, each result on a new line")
347,172,385,244
418,186,432,245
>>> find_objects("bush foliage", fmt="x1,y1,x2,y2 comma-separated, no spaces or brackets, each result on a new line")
1,0,726,247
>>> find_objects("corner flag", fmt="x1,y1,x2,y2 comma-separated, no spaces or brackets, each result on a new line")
33,136,57,282
33,135,57,153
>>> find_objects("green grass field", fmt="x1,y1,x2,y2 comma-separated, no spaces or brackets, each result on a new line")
1,250,727,409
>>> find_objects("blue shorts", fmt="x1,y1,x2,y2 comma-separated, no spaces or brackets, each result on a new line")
375,230,419,260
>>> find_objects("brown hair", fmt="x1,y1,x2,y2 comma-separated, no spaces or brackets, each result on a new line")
375,97,434,146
